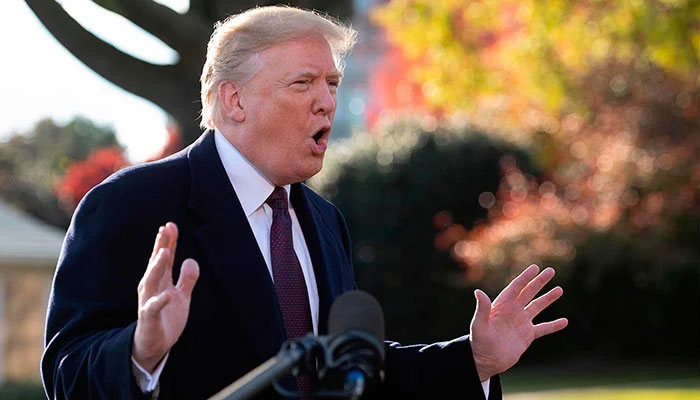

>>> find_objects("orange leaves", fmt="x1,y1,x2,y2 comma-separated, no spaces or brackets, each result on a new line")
366,47,431,129
372,0,699,283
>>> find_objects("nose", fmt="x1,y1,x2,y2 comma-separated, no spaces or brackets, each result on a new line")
312,84,337,116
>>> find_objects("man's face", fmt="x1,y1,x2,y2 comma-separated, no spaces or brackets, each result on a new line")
231,35,340,186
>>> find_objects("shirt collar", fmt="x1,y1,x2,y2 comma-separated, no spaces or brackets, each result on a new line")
214,129,291,217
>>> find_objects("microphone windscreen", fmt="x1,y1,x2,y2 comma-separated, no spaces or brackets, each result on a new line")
328,290,385,342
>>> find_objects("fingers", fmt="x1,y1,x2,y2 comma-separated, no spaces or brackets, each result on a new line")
516,267,555,307
175,259,200,299
165,222,178,255
162,222,178,281
472,289,493,326
141,290,171,319
150,226,168,262
140,247,170,299
534,318,568,339
144,223,179,294
496,264,539,303
150,222,178,263
525,286,563,318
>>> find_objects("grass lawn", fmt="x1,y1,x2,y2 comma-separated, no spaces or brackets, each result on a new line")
501,361,698,400
504,386,699,399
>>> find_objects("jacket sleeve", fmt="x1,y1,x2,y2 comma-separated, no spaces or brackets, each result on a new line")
372,336,502,399
41,181,151,400
332,207,502,399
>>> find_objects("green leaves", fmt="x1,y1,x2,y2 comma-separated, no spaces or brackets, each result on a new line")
374,0,699,123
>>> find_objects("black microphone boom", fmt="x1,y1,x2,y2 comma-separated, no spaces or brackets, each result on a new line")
208,290,385,400
208,335,320,400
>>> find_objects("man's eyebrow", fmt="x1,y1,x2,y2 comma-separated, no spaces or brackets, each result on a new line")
328,70,343,80
291,70,343,80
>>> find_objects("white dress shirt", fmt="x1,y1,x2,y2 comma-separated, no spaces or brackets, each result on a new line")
132,130,319,392
132,130,489,398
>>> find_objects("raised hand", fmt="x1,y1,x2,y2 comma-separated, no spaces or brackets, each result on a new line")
132,222,200,373
469,264,568,381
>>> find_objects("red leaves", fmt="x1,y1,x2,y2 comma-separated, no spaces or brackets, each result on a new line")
366,46,433,128
53,124,183,210
55,146,129,209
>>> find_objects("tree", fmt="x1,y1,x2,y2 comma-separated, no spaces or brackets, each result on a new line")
0,117,122,228
371,0,699,360
55,146,129,209
373,0,699,277
24,0,353,146
309,119,534,342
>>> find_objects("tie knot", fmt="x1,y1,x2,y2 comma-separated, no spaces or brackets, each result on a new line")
265,187,288,210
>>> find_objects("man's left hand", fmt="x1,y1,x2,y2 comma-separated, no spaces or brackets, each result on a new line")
469,264,568,381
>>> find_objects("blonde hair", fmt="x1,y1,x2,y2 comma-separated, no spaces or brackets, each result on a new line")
199,6,358,129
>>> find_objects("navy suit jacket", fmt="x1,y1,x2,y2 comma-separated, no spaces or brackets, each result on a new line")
42,130,500,399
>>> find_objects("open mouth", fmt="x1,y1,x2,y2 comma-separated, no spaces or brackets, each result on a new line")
313,128,328,143
310,127,330,154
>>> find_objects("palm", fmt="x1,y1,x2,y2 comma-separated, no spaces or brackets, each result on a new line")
160,291,191,342
469,265,567,380
137,277,192,354
133,223,200,372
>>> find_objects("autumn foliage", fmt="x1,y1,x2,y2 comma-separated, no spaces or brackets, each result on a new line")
53,123,183,210
365,47,432,128
55,146,129,208
329,0,700,357
373,0,699,279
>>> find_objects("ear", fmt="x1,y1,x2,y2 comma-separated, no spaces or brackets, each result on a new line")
218,81,245,123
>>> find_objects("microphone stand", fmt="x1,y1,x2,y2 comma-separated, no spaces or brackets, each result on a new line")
208,331,383,400
209,291,385,400
208,334,320,400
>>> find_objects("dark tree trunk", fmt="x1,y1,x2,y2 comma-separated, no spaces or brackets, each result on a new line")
25,0,352,147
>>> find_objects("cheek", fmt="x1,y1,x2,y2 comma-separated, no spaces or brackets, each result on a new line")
248,94,312,148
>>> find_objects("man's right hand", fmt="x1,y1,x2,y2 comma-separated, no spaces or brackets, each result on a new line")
132,222,200,373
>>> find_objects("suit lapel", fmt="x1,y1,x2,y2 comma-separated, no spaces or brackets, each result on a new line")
186,131,285,362
291,183,344,335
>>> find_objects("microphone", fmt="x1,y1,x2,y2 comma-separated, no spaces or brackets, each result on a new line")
319,290,385,399
208,290,385,400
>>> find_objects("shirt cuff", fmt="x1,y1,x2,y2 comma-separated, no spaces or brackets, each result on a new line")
131,353,169,393
481,378,490,399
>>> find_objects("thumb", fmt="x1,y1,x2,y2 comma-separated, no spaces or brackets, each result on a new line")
473,289,492,325
176,258,200,299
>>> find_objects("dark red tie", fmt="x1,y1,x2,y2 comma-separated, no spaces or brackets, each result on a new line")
266,187,314,395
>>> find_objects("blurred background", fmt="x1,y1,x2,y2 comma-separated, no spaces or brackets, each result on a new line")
0,0,698,399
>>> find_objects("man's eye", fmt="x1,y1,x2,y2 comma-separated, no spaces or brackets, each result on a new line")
294,80,310,86
328,80,340,88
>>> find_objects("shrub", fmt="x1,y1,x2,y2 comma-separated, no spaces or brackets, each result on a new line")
311,118,533,343
0,381,46,400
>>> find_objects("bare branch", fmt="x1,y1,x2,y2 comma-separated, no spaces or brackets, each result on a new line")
24,0,187,116
187,0,352,26
92,0,212,55
187,0,271,22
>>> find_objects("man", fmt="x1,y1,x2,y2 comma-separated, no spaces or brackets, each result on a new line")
42,6,567,400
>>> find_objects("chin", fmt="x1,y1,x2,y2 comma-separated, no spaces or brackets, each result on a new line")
297,160,324,182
